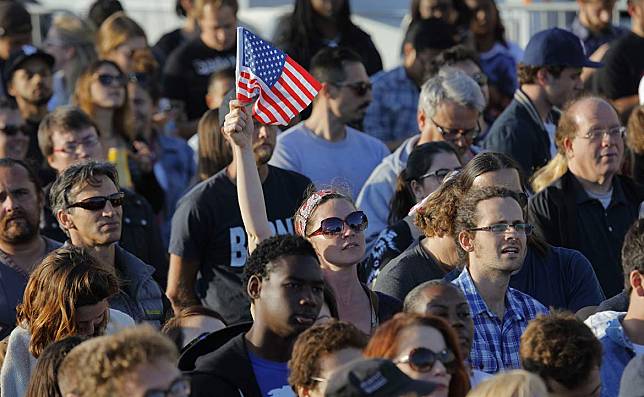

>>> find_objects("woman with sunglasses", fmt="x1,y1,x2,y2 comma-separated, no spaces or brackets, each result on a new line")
223,101,401,335
74,59,162,212
364,313,470,397
361,142,461,286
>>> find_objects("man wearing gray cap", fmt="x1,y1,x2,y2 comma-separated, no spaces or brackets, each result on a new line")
483,27,602,179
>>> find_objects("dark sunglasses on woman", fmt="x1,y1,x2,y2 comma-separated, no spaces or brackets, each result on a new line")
307,211,368,238
66,192,125,211
395,347,456,373
97,74,127,87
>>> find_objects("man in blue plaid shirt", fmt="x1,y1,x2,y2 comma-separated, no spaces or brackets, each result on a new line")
452,186,548,374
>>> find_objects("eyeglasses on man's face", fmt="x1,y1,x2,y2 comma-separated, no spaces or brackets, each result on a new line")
431,118,481,142
468,222,533,235
52,135,99,155
577,126,626,141
329,81,372,97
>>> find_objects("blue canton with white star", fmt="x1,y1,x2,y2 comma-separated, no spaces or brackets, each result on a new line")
243,30,286,88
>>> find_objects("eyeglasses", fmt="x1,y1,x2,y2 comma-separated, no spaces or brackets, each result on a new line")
0,125,26,136
329,81,372,96
307,211,368,238
143,376,191,397
127,72,150,86
418,167,462,180
395,347,456,373
96,73,126,87
310,376,328,383
52,136,99,155
431,118,481,141
468,222,533,235
578,126,626,141
470,72,488,87
66,191,125,211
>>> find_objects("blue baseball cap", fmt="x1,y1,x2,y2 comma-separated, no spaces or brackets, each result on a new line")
521,28,602,68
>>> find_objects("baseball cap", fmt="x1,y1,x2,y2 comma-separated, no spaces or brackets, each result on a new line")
4,45,55,83
324,358,437,397
0,2,31,37
521,28,602,68
619,355,644,397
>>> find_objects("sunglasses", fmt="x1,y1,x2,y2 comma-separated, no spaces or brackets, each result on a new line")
307,211,368,238
143,376,191,397
418,167,462,180
431,118,481,141
330,81,372,96
0,125,26,136
66,192,125,211
96,73,126,87
127,72,150,86
395,347,456,373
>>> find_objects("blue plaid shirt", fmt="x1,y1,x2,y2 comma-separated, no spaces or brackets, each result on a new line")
363,66,419,142
452,267,548,374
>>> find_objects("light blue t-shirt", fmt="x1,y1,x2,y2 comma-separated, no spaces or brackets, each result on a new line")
269,122,390,200
248,350,295,397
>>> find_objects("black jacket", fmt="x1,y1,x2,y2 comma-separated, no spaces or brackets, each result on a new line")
189,333,262,397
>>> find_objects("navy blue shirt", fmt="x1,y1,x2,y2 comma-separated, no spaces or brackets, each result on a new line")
445,245,604,311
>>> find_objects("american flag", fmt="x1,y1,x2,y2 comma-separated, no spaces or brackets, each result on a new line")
236,27,321,125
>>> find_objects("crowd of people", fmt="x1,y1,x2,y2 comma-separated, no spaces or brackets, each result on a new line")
0,0,642,395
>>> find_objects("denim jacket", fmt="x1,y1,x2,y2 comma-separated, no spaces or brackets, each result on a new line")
598,314,636,397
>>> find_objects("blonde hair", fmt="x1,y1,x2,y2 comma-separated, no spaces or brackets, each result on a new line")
58,325,178,397
96,12,147,57
627,105,644,154
467,370,548,397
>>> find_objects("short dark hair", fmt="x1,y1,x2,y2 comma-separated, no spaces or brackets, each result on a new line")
49,160,119,221
403,280,463,313
38,106,99,158
309,47,363,84
207,67,235,92
243,235,319,297
87,0,123,29
426,45,481,78
0,158,42,194
518,64,567,85
288,320,368,391
521,311,602,391
25,336,86,397
403,18,457,53
622,219,644,294
454,186,524,258
161,305,225,350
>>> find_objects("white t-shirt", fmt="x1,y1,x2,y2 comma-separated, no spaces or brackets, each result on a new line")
269,122,390,199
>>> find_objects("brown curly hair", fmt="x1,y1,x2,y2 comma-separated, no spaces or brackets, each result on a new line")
414,175,463,238
288,320,368,393
520,311,602,391
364,313,470,397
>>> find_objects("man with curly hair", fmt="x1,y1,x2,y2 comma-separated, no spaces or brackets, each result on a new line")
520,311,602,396
288,320,368,397
190,234,325,397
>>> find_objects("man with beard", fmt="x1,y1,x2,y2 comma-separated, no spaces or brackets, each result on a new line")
167,91,311,325
189,235,325,397
0,159,61,340
4,45,54,174
452,186,548,374
270,47,389,200
49,160,164,326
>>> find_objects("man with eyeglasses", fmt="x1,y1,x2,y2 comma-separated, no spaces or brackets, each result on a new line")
363,18,456,150
483,28,601,180
0,158,61,340
452,186,548,374
269,47,389,200
0,96,27,160
358,68,485,242
529,96,644,299
37,106,169,290
4,45,55,180
49,160,164,326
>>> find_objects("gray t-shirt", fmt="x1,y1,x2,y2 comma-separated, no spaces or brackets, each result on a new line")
269,123,390,199
373,239,449,302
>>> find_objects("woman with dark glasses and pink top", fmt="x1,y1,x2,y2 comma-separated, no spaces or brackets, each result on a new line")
222,100,401,335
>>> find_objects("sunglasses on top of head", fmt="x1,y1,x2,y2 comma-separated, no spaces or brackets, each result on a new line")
66,191,125,211
307,211,368,238
96,74,127,87
394,347,456,373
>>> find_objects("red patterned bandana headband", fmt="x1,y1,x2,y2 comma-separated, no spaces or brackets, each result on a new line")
294,189,336,237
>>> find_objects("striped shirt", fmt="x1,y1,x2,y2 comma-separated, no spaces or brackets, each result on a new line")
452,267,548,373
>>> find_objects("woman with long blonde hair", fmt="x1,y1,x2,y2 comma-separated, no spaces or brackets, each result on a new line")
0,246,133,397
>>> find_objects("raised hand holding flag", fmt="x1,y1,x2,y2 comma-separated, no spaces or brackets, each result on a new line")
235,27,321,125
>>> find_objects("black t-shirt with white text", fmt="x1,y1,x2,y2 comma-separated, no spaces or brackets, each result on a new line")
162,37,236,120
169,166,311,325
